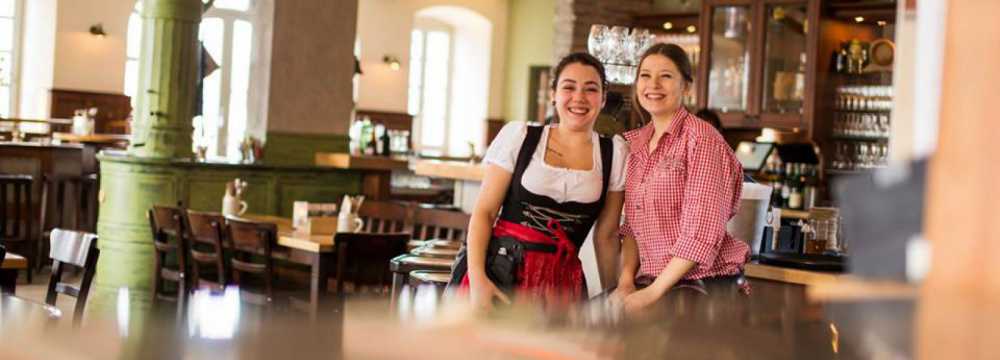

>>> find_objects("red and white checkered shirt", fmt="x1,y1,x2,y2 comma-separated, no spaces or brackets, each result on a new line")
621,108,749,280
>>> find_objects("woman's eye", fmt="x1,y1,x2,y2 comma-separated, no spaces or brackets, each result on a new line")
585,87,599,92
639,73,650,78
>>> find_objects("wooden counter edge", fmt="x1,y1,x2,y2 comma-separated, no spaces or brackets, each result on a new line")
315,152,409,171
744,263,842,286
412,159,484,182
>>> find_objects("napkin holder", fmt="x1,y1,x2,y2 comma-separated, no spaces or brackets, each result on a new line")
293,201,339,235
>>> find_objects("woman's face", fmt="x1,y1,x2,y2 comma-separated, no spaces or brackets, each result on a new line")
550,63,605,132
635,54,688,119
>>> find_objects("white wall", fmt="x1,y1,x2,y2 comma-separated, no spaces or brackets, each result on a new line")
52,0,134,93
355,0,508,120
17,0,57,118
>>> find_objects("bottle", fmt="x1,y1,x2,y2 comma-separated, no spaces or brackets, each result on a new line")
803,164,818,209
781,163,792,208
788,163,803,210
379,124,391,156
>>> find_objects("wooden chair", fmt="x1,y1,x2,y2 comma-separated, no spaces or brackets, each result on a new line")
225,217,277,305
334,232,409,295
149,205,189,302
38,174,99,270
185,210,229,290
45,228,99,326
411,205,470,241
0,174,36,283
357,201,413,234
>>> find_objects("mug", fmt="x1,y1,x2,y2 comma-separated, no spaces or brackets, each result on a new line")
222,196,248,217
337,214,364,233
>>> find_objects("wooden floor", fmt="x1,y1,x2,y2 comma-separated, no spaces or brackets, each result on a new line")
12,268,82,328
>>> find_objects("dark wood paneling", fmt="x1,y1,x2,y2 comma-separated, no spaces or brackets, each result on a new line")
356,109,413,150
49,89,132,134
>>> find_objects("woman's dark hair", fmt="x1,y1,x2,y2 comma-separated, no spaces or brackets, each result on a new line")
630,43,695,124
550,52,608,92
695,108,722,130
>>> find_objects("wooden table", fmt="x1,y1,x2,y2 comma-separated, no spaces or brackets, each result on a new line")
238,214,337,317
0,253,28,294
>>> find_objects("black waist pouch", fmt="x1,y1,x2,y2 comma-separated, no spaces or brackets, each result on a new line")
447,236,525,294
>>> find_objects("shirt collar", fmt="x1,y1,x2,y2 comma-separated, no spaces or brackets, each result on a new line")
629,108,690,155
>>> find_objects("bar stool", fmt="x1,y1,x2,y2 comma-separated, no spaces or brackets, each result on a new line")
185,210,228,290
407,270,451,297
149,205,189,303
409,245,459,259
389,254,454,307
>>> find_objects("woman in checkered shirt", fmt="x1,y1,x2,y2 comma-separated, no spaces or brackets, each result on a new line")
610,43,750,314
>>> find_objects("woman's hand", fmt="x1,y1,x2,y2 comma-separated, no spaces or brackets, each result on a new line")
609,280,637,304
622,286,664,314
469,276,511,309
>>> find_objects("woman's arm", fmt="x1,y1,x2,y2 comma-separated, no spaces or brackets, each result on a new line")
623,137,737,312
617,233,639,288
466,164,514,306
592,191,624,290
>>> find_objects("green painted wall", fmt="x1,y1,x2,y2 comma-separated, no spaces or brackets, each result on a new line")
502,0,555,123
263,132,349,166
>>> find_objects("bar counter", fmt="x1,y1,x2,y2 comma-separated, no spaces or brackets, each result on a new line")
0,278,914,359
412,159,483,212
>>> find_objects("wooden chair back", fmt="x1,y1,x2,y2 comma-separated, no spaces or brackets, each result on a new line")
45,228,99,326
0,174,36,282
334,232,409,295
357,201,413,234
411,206,470,241
185,210,228,290
148,205,188,301
225,217,276,305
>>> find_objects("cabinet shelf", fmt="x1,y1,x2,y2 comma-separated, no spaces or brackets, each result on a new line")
830,133,889,141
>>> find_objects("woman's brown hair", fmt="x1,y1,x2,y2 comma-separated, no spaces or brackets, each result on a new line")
630,43,694,125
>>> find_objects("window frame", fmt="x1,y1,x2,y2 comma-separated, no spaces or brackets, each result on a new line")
409,19,455,156
1,0,23,118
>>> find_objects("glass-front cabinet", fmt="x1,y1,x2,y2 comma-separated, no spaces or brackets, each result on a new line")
698,0,818,130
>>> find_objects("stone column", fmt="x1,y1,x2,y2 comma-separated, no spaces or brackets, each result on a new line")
128,0,202,159
92,0,203,324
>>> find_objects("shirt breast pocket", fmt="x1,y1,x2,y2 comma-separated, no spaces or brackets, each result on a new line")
656,156,686,178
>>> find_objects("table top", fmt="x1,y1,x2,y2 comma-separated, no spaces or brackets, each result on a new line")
1,252,27,269
238,214,335,253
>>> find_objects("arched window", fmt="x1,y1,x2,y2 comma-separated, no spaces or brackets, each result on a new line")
0,0,21,117
406,6,491,157
125,0,272,159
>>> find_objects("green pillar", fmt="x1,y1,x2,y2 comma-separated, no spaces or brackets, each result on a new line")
92,0,203,321
128,0,202,159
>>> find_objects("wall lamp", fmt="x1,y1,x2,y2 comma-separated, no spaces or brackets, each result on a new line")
382,55,400,71
89,23,106,37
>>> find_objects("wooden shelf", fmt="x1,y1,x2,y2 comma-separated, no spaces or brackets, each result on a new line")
413,159,484,182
